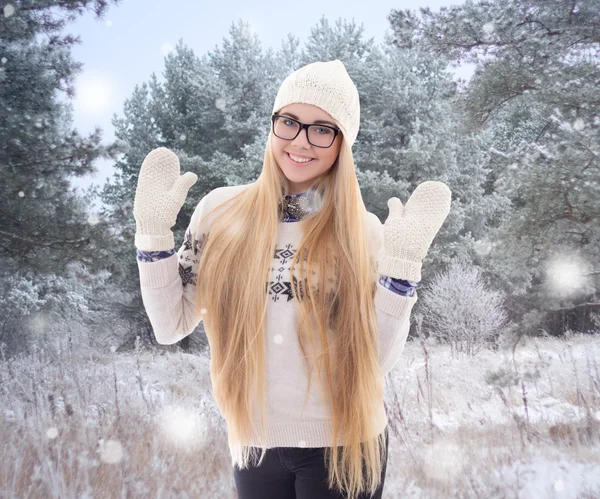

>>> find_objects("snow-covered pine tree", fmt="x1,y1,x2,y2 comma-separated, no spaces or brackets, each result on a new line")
0,0,122,354
1,0,121,274
388,0,600,334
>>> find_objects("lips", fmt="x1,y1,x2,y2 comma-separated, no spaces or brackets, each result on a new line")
286,152,315,166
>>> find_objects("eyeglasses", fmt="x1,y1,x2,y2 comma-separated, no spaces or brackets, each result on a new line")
271,114,341,148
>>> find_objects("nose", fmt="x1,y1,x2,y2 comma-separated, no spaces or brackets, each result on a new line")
291,126,311,148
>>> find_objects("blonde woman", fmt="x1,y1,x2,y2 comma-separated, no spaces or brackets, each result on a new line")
134,60,452,499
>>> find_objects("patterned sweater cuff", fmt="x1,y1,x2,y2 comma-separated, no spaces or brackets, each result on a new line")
137,248,176,262
379,275,418,297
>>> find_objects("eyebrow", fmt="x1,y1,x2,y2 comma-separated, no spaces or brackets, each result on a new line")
279,112,337,128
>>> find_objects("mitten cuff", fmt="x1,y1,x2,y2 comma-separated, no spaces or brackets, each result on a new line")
377,255,422,282
135,231,175,252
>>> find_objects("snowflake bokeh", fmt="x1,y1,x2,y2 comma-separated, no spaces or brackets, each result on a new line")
544,253,593,299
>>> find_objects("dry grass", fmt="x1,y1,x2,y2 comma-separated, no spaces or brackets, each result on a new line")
1,332,599,498
382,332,600,498
0,340,236,498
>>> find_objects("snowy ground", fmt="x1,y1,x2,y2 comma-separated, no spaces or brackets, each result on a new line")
0,333,599,498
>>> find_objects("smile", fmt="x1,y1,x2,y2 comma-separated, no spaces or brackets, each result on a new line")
287,152,315,165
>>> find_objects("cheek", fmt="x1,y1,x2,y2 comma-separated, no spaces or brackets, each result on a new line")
321,150,339,168
322,139,342,167
272,139,286,158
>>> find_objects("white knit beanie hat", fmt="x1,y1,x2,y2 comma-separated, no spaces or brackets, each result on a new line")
272,60,360,147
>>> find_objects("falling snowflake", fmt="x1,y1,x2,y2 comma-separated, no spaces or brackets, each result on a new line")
99,439,123,464
215,98,226,110
29,313,49,332
545,253,592,298
482,22,495,34
4,4,15,17
159,405,208,451
87,213,100,225
473,239,493,257
160,43,173,56
422,439,465,482
573,118,585,131
18,191,24,197
47,428,58,439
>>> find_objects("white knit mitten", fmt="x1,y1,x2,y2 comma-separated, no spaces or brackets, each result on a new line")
133,147,198,251
378,181,452,282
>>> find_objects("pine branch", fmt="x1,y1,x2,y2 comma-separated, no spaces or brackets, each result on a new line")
553,303,600,311
0,230,89,248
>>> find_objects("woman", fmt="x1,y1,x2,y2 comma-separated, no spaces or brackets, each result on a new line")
133,60,452,499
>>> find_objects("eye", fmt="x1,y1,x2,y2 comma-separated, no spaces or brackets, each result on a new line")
314,127,333,135
282,119,296,127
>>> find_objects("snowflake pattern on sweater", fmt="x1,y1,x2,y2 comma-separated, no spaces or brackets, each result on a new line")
174,231,328,304
267,244,296,302
178,228,208,288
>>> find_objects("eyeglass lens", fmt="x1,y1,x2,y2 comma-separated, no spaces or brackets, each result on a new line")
273,116,336,148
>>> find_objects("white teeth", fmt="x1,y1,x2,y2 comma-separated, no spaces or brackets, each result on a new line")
289,153,313,163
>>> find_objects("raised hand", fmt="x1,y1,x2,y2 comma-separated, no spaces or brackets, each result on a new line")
378,181,452,282
133,147,198,251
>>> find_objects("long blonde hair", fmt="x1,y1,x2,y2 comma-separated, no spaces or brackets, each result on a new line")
195,132,387,499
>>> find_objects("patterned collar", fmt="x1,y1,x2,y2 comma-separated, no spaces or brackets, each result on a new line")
279,190,319,222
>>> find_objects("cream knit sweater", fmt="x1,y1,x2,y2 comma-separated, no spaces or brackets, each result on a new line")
137,183,418,449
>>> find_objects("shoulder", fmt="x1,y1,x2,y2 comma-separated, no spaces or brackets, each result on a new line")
363,210,383,236
190,182,255,231
205,182,254,207
363,210,384,259
211,182,254,199
195,182,254,213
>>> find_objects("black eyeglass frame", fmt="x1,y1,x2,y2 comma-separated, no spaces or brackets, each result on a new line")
271,114,341,148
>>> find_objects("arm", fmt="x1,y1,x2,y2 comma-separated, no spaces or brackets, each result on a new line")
375,282,419,377
367,181,451,376
376,275,418,376
133,146,206,345
365,212,419,376
137,196,209,345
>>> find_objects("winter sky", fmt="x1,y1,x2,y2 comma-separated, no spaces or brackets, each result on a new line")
64,0,474,195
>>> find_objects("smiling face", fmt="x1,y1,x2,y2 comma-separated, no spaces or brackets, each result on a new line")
271,103,343,195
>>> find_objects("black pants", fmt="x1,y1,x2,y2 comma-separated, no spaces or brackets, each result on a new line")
233,426,389,499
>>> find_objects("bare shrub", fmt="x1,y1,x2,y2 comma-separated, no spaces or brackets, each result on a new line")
419,259,510,357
